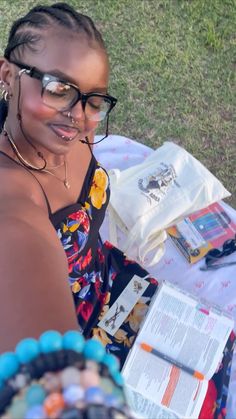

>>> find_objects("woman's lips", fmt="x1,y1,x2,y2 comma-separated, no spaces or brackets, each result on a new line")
50,124,80,141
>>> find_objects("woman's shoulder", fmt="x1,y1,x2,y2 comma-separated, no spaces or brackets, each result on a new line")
0,154,68,267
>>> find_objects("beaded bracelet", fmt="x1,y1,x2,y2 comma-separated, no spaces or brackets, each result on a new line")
0,330,134,419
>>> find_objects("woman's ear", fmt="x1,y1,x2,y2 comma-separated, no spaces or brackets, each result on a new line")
0,58,15,94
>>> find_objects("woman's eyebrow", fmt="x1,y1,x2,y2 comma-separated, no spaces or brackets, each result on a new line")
46,68,75,83
46,68,108,93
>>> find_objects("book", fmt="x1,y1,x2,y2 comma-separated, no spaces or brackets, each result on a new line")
122,281,234,419
167,202,236,263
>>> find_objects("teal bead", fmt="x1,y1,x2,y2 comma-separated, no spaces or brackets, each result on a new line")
63,331,85,352
112,387,125,404
0,352,19,381
15,338,40,363
102,353,120,374
39,330,62,353
100,377,114,394
112,371,124,387
9,398,27,419
26,383,46,406
83,339,105,362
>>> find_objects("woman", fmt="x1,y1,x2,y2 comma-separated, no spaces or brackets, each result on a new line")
0,2,157,359
0,4,233,418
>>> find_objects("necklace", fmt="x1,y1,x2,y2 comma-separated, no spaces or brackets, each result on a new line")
46,160,65,170
43,161,70,189
3,129,70,189
3,129,46,171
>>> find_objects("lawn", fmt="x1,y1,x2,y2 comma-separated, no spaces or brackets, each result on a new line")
0,0,235,207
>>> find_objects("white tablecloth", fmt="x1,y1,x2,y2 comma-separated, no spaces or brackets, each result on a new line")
94,135,236,418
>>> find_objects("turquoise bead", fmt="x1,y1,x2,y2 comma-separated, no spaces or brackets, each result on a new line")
112,371,124,387
39,330,62,353
26,383,46,406
112,387,125,403
102,353,120,374
100,377,114,394
83,339,105,362
0,352,19,381
15,338,40,363
63,331,85,352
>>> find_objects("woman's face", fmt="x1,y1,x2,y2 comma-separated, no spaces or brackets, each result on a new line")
5,30,110,155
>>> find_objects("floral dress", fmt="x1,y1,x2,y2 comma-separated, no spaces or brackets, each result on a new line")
49,154,234,419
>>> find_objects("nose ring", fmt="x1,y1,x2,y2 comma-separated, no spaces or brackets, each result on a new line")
67,111,76,125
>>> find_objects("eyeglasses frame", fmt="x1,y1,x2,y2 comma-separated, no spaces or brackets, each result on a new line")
9,60,117,118
200,234,236,271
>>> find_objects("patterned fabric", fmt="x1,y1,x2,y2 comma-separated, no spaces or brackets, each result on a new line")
50,156,111,336
50,155,235,419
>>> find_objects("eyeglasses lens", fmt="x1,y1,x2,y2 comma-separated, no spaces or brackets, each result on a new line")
222,238,236,255
205,235,236,266
42,80,110,121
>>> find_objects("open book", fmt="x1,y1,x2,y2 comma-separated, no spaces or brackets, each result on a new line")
122,281,234,418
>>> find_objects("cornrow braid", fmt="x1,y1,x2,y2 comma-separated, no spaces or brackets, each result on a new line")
51,3,101,39
4,2,105,60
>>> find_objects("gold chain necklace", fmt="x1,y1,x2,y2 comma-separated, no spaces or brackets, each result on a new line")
46,160,65,170
43,161,70,189
3,130,70,189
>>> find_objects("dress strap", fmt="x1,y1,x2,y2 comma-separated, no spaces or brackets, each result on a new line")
85,136,94,156
0,150,52,215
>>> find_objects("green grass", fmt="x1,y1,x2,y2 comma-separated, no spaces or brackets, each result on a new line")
0,0,235,207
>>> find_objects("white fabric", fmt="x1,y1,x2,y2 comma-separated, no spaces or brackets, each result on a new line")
108,141,230,266
94,135,236,419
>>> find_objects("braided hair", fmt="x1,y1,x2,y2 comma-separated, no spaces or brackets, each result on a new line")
0,2,106,129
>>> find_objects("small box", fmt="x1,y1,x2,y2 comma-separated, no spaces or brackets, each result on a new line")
167,202,236,263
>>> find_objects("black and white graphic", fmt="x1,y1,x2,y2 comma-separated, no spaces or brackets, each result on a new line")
138,162,178,204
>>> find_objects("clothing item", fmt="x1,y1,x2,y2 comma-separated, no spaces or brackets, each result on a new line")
50,154,112,337
0,149,234,419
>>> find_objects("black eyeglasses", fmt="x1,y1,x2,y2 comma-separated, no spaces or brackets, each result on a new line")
200,235,236,271
10,60,117,122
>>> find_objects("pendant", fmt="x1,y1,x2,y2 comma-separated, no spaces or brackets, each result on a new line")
64,180,70,189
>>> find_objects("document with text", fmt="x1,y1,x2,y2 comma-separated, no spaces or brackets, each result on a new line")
122,281,234,418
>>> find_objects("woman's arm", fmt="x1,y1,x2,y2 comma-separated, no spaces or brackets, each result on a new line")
0,199,78,352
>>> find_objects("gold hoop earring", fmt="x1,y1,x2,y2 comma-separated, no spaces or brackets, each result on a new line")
2,90,10,102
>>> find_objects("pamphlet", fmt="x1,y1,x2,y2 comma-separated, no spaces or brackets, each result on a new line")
122,281,234,418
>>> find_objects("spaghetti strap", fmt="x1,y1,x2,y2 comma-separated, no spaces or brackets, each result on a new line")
23,170,52,215
85,136,94,156
0,150,52,215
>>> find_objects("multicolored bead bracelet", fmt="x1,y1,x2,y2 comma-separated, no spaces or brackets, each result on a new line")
0,330,134,419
